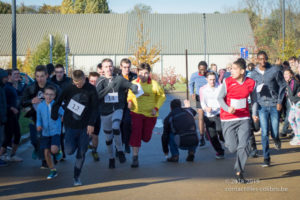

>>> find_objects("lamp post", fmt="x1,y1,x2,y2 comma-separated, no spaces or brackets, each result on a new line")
203,13,207,62
282,0,285,57
12,0,17,69
49,34,53,64
65,35,70,76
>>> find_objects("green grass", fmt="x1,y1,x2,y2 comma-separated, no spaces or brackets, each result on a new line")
19,111,33,135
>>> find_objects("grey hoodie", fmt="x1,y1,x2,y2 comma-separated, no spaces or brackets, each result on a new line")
250,63,287,115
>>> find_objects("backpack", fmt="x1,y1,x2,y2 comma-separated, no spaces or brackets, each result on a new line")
169,109,199,148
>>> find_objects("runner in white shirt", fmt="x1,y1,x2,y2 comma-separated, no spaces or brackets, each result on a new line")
200,72,225,159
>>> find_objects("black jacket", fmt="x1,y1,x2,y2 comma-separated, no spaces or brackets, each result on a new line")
51,75,72,91
96,75,138,115
21,80,60,121
51,81,98,129
287,78,300,104
161,107,197,154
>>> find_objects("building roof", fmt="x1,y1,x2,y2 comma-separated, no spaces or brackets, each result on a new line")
0,13,255,56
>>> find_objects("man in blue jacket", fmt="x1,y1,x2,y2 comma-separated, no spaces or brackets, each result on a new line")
251,51,287,167
189,61,208,147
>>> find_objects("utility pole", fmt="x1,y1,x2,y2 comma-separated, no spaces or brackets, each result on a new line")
282,0,285,57
65,35,70,76
49,35,53,64
12,0,17,69
203,13,207,62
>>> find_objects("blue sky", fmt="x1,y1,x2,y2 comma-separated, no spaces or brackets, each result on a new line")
3,0,242,13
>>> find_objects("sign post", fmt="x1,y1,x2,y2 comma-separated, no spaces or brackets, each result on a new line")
240,48,248,59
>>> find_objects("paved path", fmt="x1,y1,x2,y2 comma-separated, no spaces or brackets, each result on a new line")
0,94,299,200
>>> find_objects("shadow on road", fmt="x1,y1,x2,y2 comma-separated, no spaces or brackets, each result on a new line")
1,177,187,200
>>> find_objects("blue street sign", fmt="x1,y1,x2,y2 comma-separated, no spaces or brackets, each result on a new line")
240,48,248,59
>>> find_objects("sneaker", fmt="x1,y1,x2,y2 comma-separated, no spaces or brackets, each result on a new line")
73,177,82,186
186,154,195,162
32,150,38,160
47,170,58,179
215,153,225,160
9,155,23,162
262,158,270,167
0,159,8,167
249,149,258,158
167,155,179,162
280,132,287,137
117,151,126,163
290,137,300,145
40,160,49,169
109,158,115,169
91,151,100,162
55,150,63,161
60,155,66,162
199,136,205,147
131,156,139,168
235,172,247,184
274,139,281,150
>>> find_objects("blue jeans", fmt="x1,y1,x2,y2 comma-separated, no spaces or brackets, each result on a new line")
168,133,197,156
258,106,280,159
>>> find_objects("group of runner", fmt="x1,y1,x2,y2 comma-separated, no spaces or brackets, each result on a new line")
1,51,300,185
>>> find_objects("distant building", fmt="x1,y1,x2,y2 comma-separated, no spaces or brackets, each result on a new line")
0,13,255,77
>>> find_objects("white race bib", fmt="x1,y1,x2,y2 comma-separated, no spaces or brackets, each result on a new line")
231,98,246,109
67,99,85,116
104,92,119,103
135,83,144,98
207,99,219,109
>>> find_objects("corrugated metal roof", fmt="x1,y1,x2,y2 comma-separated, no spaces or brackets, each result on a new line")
0,13,255,56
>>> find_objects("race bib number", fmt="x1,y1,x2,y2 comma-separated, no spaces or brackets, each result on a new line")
67,99,85,116
135,83,144,98
231,98,246,109
104,92,119,103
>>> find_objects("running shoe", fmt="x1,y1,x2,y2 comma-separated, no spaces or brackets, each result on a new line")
186,154,195,162
109,158,115,169
215,153,225,160
73,177,82,186
290,137,300,145
55,150,63,161
199,136,205,147
117,151,126,163
91,151,100,162
47,169,58,179
131,156,139,168
274,139,281,150
40,160,49,169
261,158,270,167
167,155,179,162
9,155,23,162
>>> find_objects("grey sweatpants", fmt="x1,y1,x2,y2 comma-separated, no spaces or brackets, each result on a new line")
221,119,251,173
101,109,123,159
